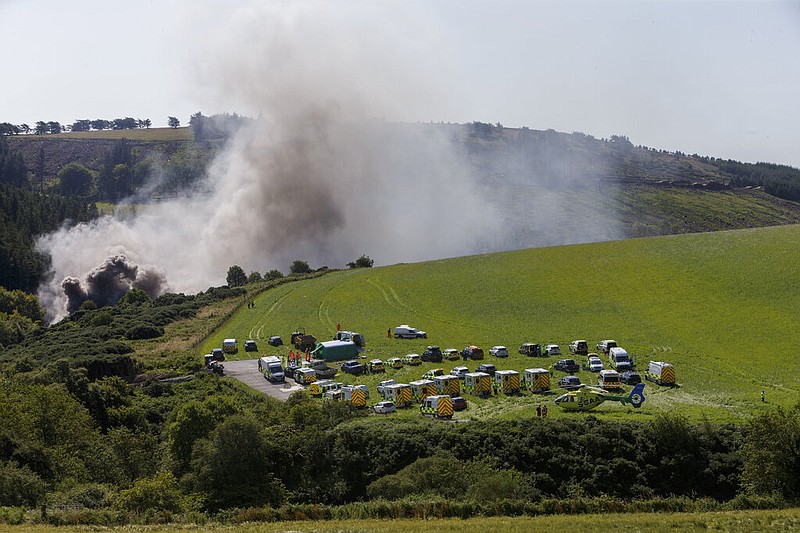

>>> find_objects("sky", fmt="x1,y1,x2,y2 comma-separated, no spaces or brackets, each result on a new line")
1,1,799,167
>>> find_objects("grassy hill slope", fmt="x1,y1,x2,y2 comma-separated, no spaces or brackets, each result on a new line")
201,224,800,422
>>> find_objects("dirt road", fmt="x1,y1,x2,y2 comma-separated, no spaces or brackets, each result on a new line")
222,358,305,401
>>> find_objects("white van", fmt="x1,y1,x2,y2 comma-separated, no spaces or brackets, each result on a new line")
608,347,632,371
393,325,427,339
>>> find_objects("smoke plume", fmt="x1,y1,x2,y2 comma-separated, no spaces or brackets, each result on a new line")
36,2,619,322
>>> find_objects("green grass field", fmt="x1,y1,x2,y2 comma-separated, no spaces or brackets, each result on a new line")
5,508,800,532
200,224,800,422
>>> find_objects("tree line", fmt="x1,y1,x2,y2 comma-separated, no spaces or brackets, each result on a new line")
0,117,188,136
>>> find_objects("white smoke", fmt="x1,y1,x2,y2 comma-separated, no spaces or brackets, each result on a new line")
36,2,619,323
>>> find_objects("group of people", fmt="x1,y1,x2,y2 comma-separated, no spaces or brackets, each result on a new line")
286,349,311,366
536,404,549,417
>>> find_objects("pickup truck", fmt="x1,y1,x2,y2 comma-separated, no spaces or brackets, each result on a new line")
553,359,580,373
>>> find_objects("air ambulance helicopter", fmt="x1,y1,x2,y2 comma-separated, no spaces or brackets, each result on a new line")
554,383,645,411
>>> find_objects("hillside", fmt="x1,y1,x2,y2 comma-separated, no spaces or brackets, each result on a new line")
7,123,800,244
200,224,800,422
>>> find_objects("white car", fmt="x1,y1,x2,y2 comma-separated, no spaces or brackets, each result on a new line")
489,345,509,357
450,366,469,379
586,356,604,372
374,400,397,414
544,344,561,355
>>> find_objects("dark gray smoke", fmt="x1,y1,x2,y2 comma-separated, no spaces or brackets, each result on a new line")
60,253,167,313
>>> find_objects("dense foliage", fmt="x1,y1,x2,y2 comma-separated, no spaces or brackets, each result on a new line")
2,354,798,525
0,181,97,292
0,286,245,375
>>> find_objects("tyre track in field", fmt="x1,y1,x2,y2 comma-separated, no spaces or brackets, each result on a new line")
367,277,479,329
248,287,297,341
318,273,357,332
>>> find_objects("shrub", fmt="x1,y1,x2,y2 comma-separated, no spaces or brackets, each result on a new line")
0,462,47,507
125,323,164,340
114,472,184,515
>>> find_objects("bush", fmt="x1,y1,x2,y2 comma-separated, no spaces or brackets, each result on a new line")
125,323,164,340
0,461,47,507
0,506,25,525
114,472,184,515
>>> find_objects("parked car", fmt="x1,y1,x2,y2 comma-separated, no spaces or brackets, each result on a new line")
476,363,497,376
423,368,445,379
558,375,582,390
341,360,365,375
489,345,509,357
374,400,397,414
544,344,561,355
452,396,468,411
569,340,589,355
582,356,604,372
443,348,461,361
244,340,258,352
211,348,225,361
267,336,283,347
554,359,580,373
368,359,385,373
450,366,469,379
422,345,443,362
620,370,642,385
385,357,404,369
461,346,484,360
402,353,422,366
596,340,617,354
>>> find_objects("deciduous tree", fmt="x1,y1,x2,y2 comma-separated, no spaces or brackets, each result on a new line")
226,265,247,287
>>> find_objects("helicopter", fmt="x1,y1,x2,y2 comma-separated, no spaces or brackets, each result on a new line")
553,383,645,411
